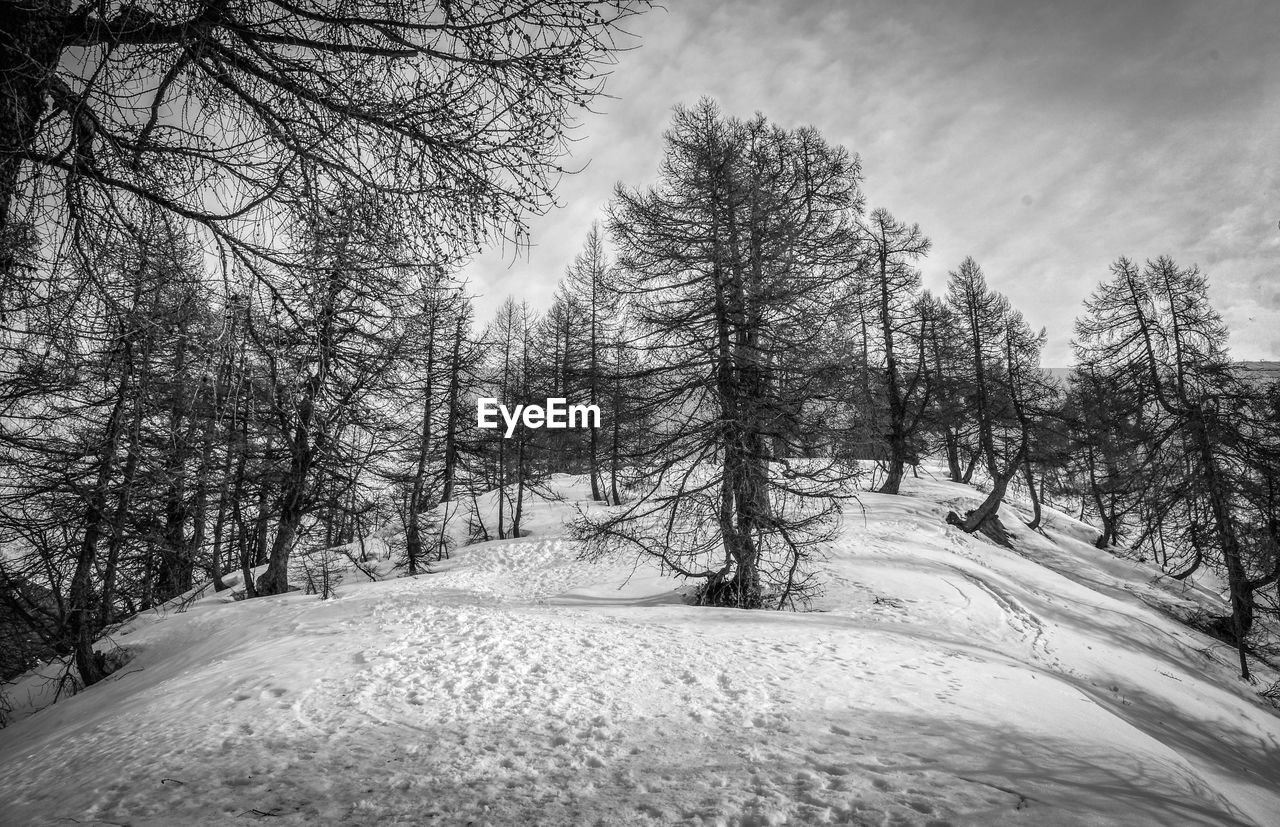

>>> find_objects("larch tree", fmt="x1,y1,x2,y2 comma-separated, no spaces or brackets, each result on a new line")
478,297,538,539
943,257,1048,543
251,193,415,596
857,208,931,494
0,210,210,685
1074,256,1279,678
562,221,619,500
393,277,471,576
579,99,865,609
1065,363,1152,550
915,291,971,482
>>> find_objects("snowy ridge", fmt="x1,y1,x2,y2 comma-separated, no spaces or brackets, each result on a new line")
1,473,1278,826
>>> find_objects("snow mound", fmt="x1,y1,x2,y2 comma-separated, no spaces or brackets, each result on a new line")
1,473,1278,826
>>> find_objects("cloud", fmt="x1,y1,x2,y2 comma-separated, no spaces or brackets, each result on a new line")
468,0,1280,363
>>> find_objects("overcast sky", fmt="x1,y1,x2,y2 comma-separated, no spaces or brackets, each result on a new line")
467,0,1280,365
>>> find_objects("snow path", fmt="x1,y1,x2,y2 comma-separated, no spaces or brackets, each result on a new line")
1,475,1278,825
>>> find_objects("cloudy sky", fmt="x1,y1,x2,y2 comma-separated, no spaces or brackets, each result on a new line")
468,0,1280,365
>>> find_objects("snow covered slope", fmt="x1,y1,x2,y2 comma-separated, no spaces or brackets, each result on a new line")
2,473,1278,826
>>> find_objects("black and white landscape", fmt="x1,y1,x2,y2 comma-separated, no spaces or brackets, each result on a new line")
2,2,1279,825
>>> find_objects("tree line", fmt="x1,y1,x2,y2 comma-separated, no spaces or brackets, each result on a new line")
0,0,653,690
540,100,1279,680
3,63,1278,694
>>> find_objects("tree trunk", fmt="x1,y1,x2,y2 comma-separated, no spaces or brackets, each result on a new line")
184,404,216,596
512,436,526,536
440,317,464,504
158,344,194,601
609,365,623,505
944,430,962,481
405,309,437,574
256,416,312,596
208,401,237,593
876,251,908,495
69,366,133,687
946,443,1027,547
1190,409,1252,677
231,415,257,598
588,285,603,500
209,440,233,592
1023,458,1042,530
99,398,144,627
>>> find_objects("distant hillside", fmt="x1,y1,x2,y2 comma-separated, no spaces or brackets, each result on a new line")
1238,361,1280,383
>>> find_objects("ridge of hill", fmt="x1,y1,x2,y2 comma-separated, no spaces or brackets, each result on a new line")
1040,361,1280,384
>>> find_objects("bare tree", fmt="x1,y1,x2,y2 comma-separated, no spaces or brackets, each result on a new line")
561,222,620,499
0,0,654,682
943,258,1049,543
0,210,209,685
1074,256,1280,678
250,193,415,596
857,208,931,494
581,99,865,608
1064,365,1151,550
393,278,470,575
1,0,652,286
478,297,539,539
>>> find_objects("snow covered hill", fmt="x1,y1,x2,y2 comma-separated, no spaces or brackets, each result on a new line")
2,473,1278,826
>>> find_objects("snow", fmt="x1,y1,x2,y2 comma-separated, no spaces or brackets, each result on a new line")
2,471,1278,826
